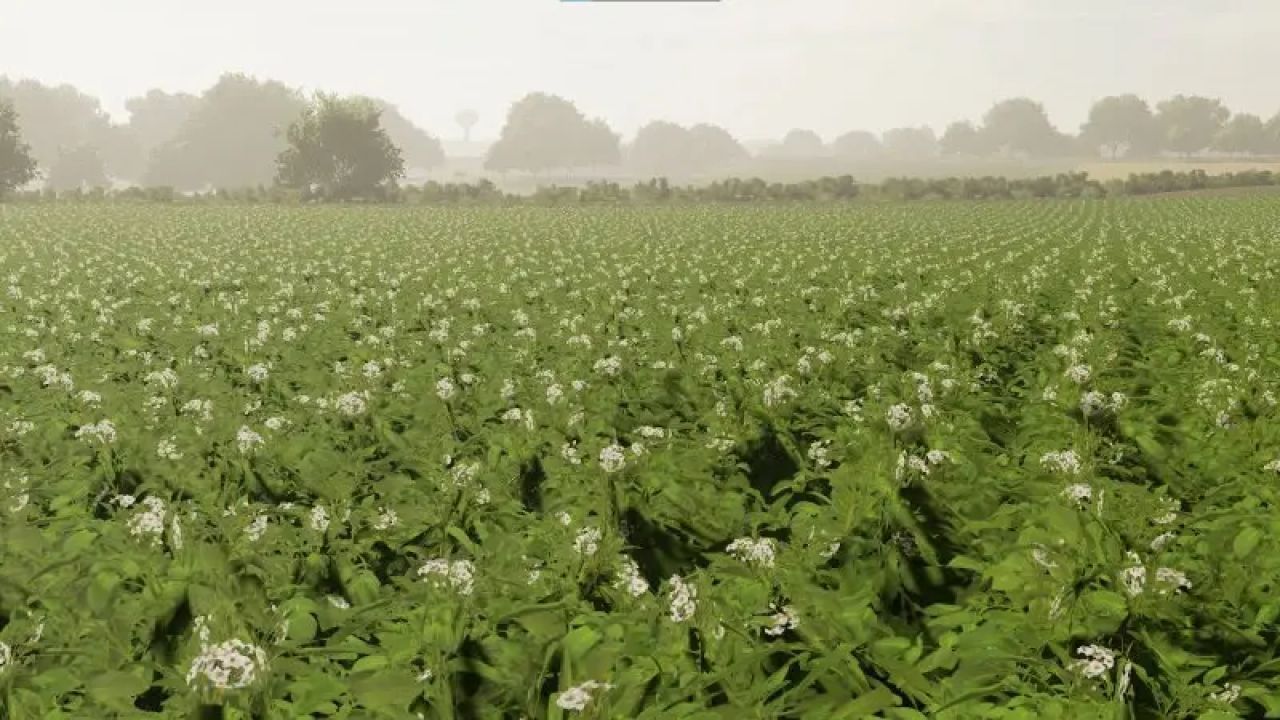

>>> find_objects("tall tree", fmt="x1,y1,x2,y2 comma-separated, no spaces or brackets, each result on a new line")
46,145,108,191
146,73,306,190
772,129,825,157
276,94,404,201
1155,95,1229,156
831,130,883,161
0,77,113,171
1080,95,1159,159
979,98,1066,157
0,98,37,197
686,124,749,171
939,121,984,156
881,126,938,159
1213,113,1268,155
485,93,620,172
1267,112,1280,155
629,121,692,175
366,100,444,172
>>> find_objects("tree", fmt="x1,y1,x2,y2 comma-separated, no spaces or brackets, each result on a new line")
773,129,825,157
456,109,478,142
629,121,692,175
881,126,938,160
685,124,749,171
276,94,404,201
0,98,37,197
146,73,306,190
109,89,201,181
1213,113,1268,155
979,98,1066,157
1267,112,1280,155
1155,95,1229,156
939,121,984,156
0,77,113,171
485,93,620,173
46,145,108,191
831,130,883,161
368,100,444,172
1080,95,1159,159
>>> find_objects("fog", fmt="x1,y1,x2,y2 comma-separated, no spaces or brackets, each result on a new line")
2,0,1279,142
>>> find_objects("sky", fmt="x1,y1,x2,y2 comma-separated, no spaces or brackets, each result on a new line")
2,0,1279,143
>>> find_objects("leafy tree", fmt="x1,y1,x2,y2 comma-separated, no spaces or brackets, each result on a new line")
772,129,825,157
367,100,444,172
276,94,404,201
939,121,984,156
1267,112,1280,155
147,73,306,190
1213,113,1268,155
456,109,479,142
629,121,692,175
1155,95,1229,156
831,130,883,161
103,90,202,181
686,124,749,171
979,98,1067,157
0,98,37,197
46,145,108,191
1080,95,1159,159
485,93,620,173
881,126,938,159
0,77,113,171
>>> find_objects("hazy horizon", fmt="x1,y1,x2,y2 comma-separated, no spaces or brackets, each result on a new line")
3,0,1280,142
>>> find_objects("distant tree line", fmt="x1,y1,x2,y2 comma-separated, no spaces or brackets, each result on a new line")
4,72,1280,199
12,168,1280,206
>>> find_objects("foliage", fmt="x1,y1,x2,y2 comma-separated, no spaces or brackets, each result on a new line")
276,94,405,201
1080,95,1160,160
0,97,37,196
486,93,621,173
146,73,307,190
1155,96,1230,157
3,198,1280,718
45,145,109,192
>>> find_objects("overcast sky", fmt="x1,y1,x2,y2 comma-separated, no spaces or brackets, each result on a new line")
2,0,1278,142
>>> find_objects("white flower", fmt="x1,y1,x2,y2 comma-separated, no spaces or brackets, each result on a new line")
157,437,183,460
614,557,650,597
1121,552,1146,596
1062,483,1092,507
762,375,797,407
246,364,270,383
186,639,268,690
598,444,627,473
1155,566,1191,593
560,443,581,465
1064,364,1091,384
556,680,614,712
1072,644,1116,679
1150,531,1175,551
1211,683,1242,704
1040,449,1082,475
417,558,475,596
75,419,117,445
807,440,832,469
764,604,800,637
236,426,264,454
885,403,913,431
127,497,168,545
326,595,350,609
593,356,622,376
373,507,399,530
0,641,11,674
335,391,367,417
725,537,777,568
309,505,330,532
573,526,602,556
435,377,456,400
1263,457,1280,473
667,575,697,622
245,514,269,542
